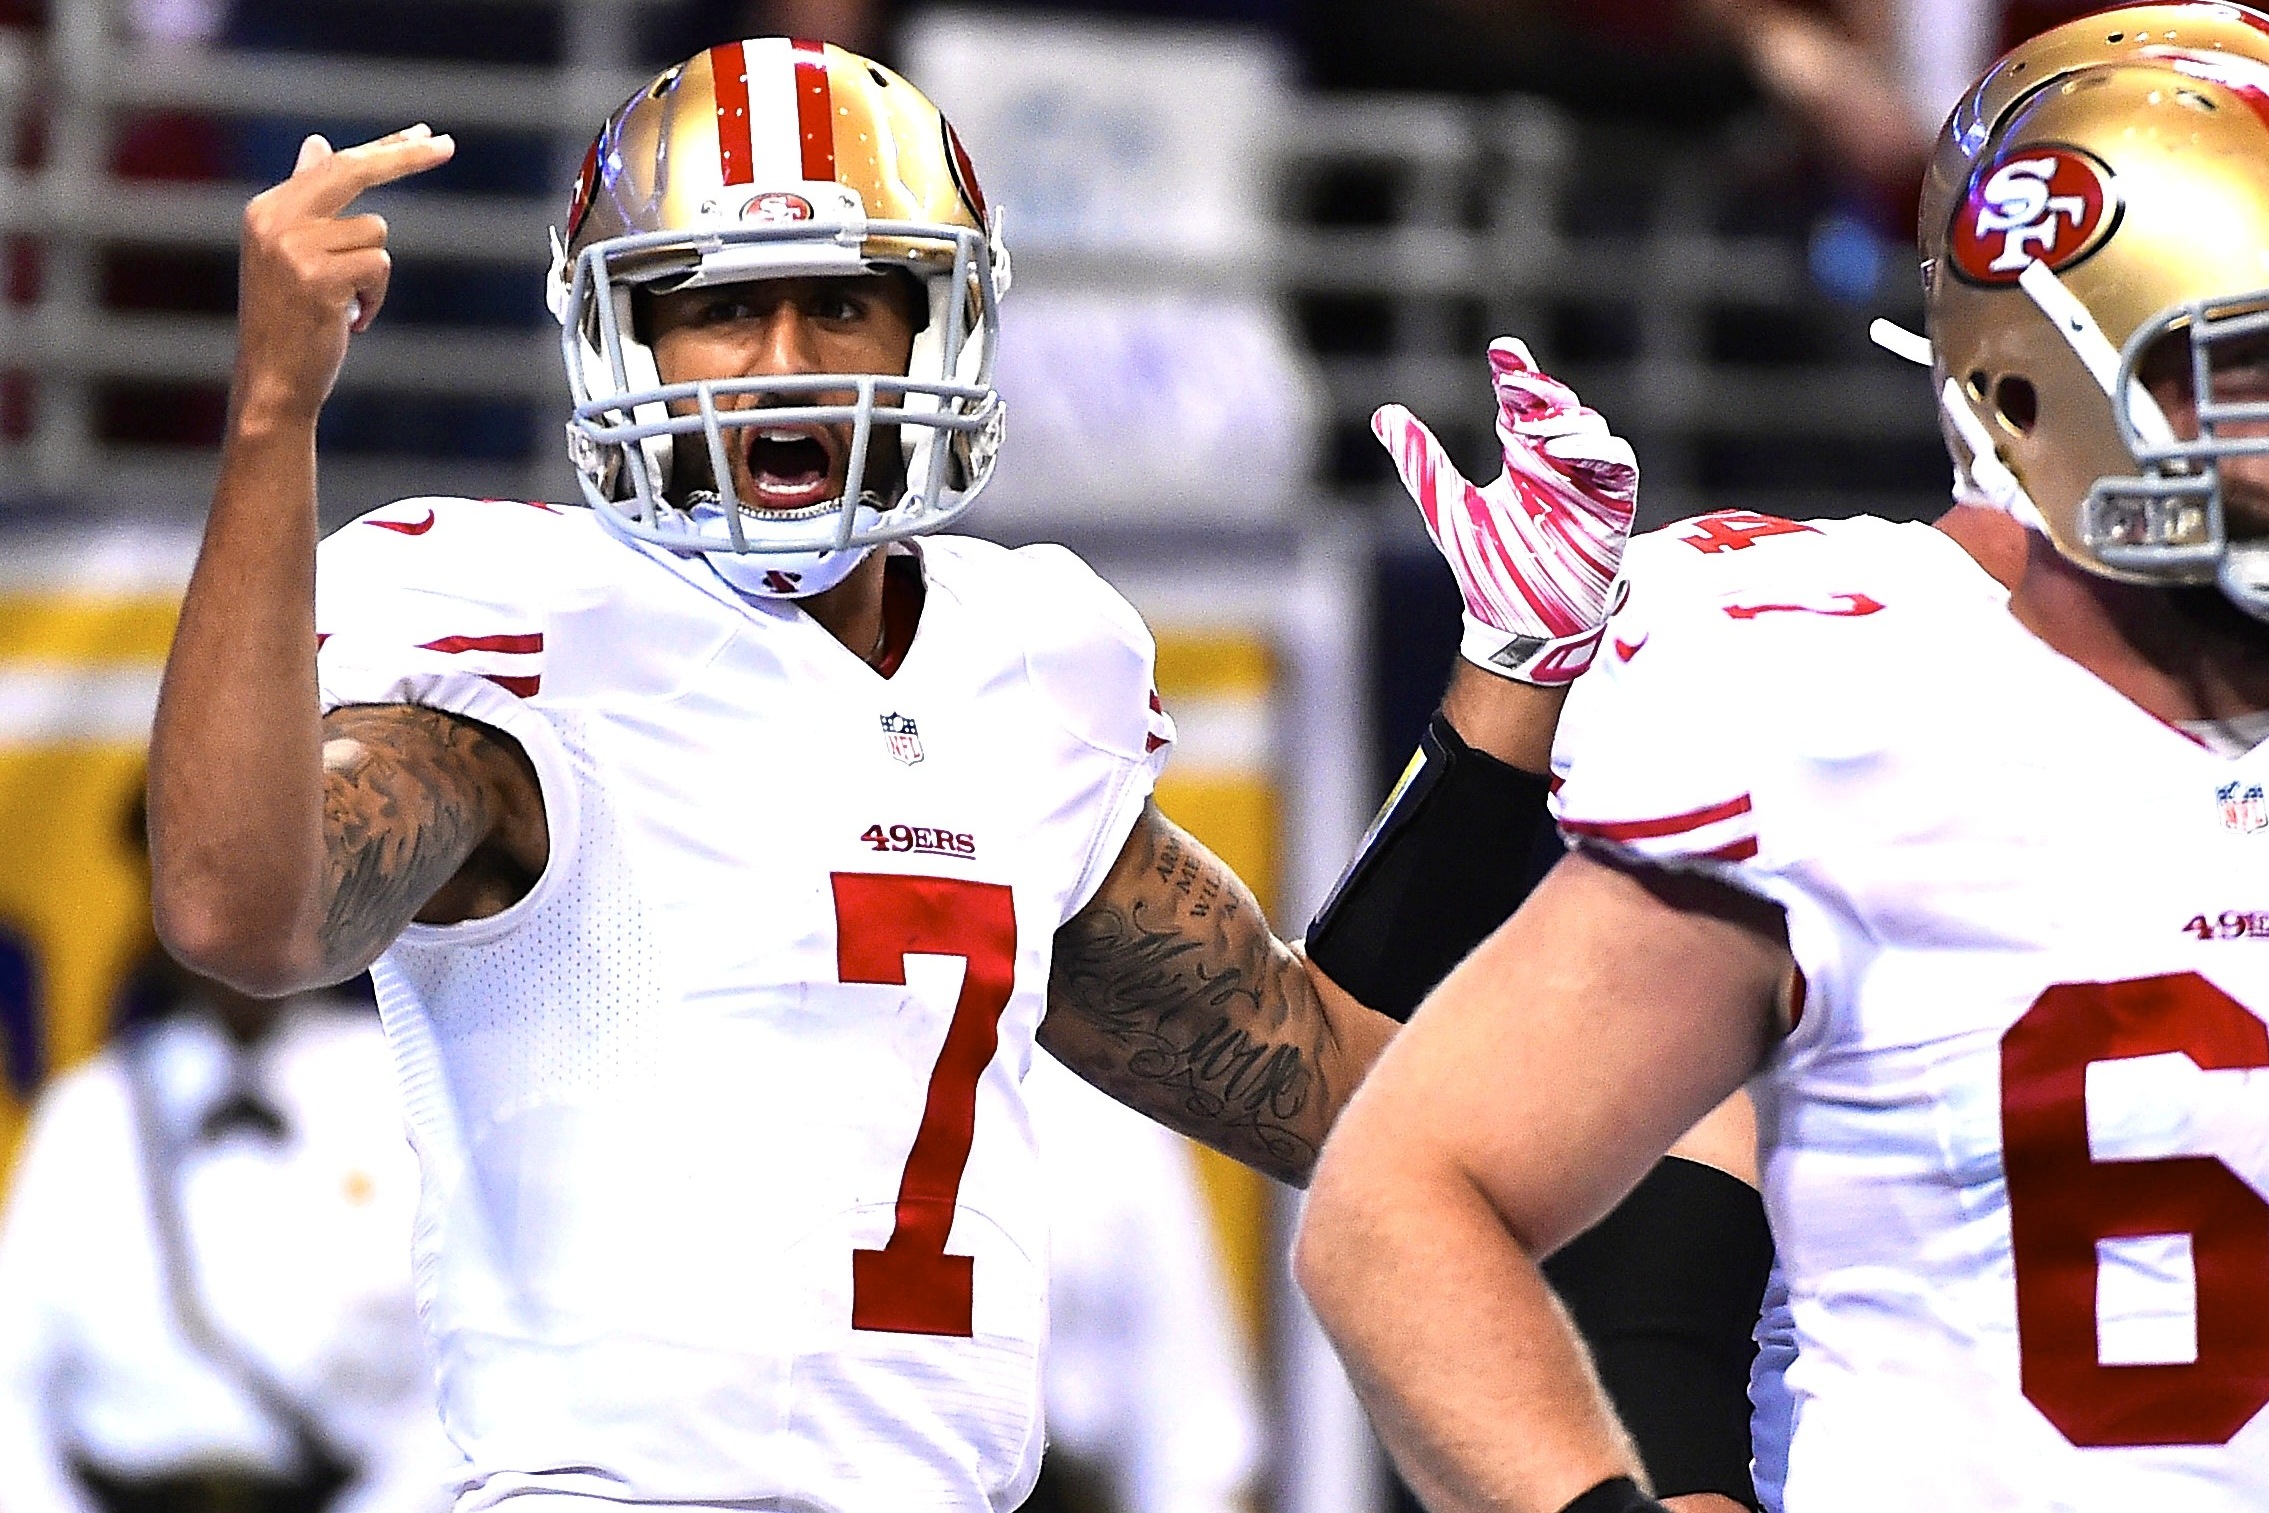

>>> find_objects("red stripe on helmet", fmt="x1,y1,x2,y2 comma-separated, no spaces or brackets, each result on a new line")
943,118,986,220
791,38,836,181
566,136,600,240
711,42,756,186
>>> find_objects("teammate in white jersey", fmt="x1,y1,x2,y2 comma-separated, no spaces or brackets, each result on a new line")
1298,7,2269,1512
138,37,1639,1513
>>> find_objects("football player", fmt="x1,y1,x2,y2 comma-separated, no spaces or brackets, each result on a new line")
1296,7,2269,1512
1318,368,2038,1513
140,39,1635,1513
1304,339,1773,1513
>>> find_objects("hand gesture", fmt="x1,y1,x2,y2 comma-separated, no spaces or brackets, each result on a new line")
1372,338,1639,685
233,125,456,430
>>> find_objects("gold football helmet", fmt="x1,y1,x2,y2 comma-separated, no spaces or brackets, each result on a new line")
1922,4,2269,616
548,39,1008,596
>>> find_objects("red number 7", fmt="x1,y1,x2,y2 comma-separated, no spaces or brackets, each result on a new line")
833,872,1019,1338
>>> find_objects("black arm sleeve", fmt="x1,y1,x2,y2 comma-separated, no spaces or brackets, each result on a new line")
1306,712,1559,1020
1543,1157,1775,1510
1313,717,1768,1508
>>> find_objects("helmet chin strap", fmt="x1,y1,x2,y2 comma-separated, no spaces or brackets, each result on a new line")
1936,375,2052,534
683,493,879,600
2015,261,2182,449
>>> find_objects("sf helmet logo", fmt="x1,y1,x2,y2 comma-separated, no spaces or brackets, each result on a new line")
1949,146,2121,285
741,191,815,224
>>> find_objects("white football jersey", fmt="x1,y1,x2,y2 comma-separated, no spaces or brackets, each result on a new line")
1554,510,2269,1510
315,498,1174,1513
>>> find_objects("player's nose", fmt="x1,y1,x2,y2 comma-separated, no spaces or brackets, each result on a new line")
742,306,825,379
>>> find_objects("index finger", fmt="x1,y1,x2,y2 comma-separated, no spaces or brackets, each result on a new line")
288,128,457,219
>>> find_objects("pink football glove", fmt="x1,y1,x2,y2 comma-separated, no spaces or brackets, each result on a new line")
1373,338,1639,685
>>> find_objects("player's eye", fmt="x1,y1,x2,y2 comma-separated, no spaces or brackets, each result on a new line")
701,294,763,325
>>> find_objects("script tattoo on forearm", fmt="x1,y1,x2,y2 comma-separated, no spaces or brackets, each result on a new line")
1046,805,1335,1185
316,703,516,975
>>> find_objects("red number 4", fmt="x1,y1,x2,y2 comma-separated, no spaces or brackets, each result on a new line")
832,873,1018,1338
2002,972,2269,1446
1674,510,1818,555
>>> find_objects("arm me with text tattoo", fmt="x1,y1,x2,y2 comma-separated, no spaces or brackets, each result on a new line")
1042,802,1392,1187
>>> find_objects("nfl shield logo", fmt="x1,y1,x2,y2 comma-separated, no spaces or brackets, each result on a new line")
2218,780,2267,834
881,712,925,766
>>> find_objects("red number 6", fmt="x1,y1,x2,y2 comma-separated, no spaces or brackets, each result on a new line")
2001,972,2269,1446
833,873,1018,1338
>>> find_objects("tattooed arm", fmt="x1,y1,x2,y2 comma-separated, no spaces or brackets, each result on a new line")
154,697,546,997
1042,802,1396,1187
146,124,545,995
315,704,547,968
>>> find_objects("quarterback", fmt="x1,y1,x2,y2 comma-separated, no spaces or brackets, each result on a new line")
145,41,1398,1513
1300,6,2269,1513
142,38,1636,1513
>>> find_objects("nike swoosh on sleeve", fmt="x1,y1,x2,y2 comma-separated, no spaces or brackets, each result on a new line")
1721,593,1884,620
367,509,437,536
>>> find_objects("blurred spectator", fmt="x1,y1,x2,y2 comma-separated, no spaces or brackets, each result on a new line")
1024,1051,1263,1513
0,796,453,1513
1698,1,1928,192
1291,0,1921,239
1300,0,2114,211
1699,0,2115,265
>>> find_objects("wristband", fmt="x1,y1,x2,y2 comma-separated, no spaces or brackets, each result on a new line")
1557,1476,1668,1513
1544,1158,1771,1509
1305,712,1557,1019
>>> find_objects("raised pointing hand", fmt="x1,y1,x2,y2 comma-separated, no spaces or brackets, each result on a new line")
233,124,456,429
1372,338,1639,686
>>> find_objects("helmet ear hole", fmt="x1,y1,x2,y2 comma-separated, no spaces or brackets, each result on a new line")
1965,370,1990,403
1994,375,2038,435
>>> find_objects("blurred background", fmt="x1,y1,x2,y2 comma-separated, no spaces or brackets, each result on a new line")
0,2,2092,1512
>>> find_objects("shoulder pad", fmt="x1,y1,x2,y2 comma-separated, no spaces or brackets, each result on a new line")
322,494,572,557
963,541,1161,763
1559,514,1992,875
1616,512,1993,642
1622,512,1902,602
317,496,582,610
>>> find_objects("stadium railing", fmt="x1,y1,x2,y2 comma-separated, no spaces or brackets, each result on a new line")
0,0,1943,530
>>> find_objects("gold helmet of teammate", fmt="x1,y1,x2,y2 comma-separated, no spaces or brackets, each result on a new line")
548,38,1008,597
1921,3,2269,616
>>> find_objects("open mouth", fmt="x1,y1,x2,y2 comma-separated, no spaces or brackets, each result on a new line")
743,427,837,511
